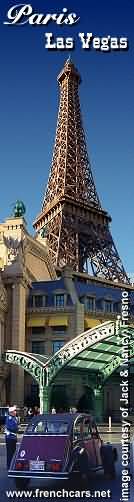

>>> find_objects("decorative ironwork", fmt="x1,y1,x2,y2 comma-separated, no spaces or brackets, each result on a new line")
46,320,115,383
33,59,129,283
42,60,101,210
4,351,46,387
46,320,134,383
4,321,134,395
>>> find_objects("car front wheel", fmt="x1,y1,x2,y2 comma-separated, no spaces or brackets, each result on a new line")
71,450,90,487
14,478,30,489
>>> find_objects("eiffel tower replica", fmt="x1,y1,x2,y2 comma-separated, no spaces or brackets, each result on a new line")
33,59,129,284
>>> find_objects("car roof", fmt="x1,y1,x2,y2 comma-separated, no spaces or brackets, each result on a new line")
0,406,9,409
26,412,94,425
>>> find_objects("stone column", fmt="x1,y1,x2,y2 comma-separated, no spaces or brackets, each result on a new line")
10,279,27,406
62,266,85,337
39,386,49,413
0,320,7,404
0,320,3,403
75,302,84,336
0,320,2,358
1,321,4,356
45,327,52,356
0,282,8,405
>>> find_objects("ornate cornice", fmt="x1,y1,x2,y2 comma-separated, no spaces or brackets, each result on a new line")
26,234,56,280
1,230,56,283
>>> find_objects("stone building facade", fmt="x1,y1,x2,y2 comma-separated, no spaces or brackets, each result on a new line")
0,214,55,406
0,213,134,418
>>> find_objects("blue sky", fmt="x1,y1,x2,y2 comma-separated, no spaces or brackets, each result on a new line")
0,0,134,275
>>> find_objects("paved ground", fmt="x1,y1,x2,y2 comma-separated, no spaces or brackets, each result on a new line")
0,430,133,501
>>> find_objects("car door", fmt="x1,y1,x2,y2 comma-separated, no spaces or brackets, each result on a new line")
82,417,97,468
90,422,102,467
83,418,102,468
72,415,85,463
73,416,84,447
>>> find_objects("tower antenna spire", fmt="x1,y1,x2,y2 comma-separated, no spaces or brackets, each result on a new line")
67,54,71,62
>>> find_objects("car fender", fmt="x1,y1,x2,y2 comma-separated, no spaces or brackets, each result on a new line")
100,443,117,478
69,445,89,474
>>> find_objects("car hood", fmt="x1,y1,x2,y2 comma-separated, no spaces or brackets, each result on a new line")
16,435,71,464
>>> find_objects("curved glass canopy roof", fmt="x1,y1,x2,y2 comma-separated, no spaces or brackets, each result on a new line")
4,322,134,385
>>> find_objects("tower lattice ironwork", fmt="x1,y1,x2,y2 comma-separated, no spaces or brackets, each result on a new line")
33,59,129,283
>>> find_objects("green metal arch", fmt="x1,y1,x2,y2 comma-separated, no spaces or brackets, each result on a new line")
101,344,134,380
46,320,115,383
45,320,134,384
4,319,134,386
4,350,47,387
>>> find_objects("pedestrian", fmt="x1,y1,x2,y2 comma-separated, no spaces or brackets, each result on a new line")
71,407,77,413
5,405,18,469
23,406,28,418
27,407,33,418
51,407,56,414
33,406,39,416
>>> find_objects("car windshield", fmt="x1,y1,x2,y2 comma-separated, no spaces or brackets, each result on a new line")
26,420,69,434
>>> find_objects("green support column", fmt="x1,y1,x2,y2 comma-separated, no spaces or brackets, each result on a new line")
39,386,49,413
94,388,104,422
